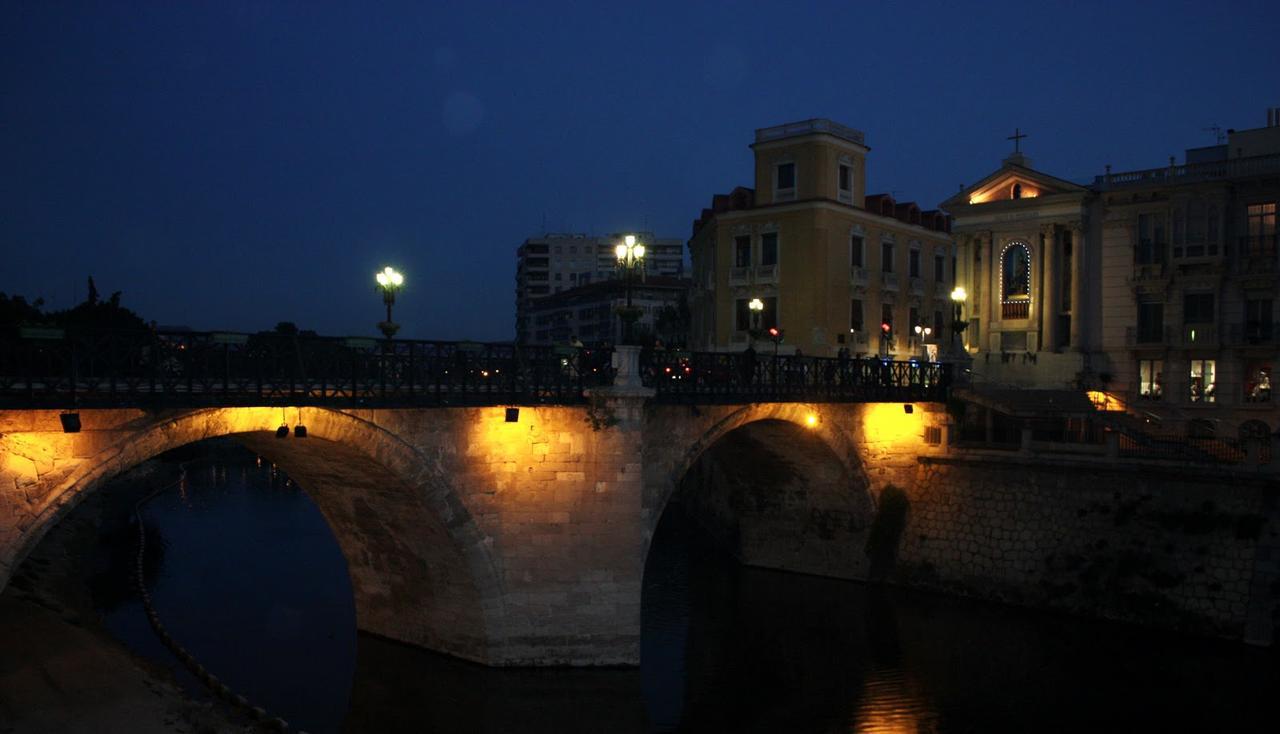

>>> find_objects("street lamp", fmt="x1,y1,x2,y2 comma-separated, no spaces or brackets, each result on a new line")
375,266,405,339
748,297,764,348
913,324,933,357
615,235,646,345
950,286,968,351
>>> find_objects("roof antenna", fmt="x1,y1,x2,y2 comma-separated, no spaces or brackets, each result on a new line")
1202,125,1224,144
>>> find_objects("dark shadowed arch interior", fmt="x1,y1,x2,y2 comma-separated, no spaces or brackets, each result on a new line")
236,433,490,662
655,419,875,581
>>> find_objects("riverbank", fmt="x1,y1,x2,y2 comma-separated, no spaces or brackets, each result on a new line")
0,459,249,734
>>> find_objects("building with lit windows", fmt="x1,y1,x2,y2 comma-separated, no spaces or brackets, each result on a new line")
521,276,690,347
948,109,1280,440
515,232,684,344
688,119,954,357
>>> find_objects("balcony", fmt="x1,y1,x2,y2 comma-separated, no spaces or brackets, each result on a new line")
1171,241,1223,260
1226,323,1278,347
880,272,899,291
1001,300,1029,320
909,277,925,296
1237,235,1278,274
1125,325,1173,348
850,266,868,287
1094,152,1280,190
729,266,751,285
1130,262,1168,283
1180,323,1219,348
754,264,778,284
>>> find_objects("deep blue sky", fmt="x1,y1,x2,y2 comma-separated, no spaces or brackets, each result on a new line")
3,1,1277,340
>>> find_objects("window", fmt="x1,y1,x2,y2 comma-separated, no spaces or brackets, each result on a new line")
1146,358,1167,397
1137,302,1163,343
775,162,795,194
1137,213,1165,264
838,164,851,192
909,307,920,333
1246,203,1277,256
1189,359,1216,403
838,162,852,203
934,310,944,336
850,235,864,268
881,241,895,273
850,299,863,332
734,236,751,267
1183,293,1214,324
760,232,778,266
554,273,562,281
735,299,750,331
1245,298,1274,342
1245,362,1272,402
1001,242,1031,300
934,254,944,282
909,249,921,278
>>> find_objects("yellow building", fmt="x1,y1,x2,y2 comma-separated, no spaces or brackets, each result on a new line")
689,119,954,357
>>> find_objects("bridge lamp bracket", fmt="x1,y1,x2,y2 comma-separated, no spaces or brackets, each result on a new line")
59,412,81,433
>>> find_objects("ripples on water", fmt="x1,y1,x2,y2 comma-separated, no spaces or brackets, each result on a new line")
88,442,1277,733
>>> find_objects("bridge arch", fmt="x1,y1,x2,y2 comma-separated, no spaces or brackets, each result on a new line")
4,406,504,664
643,403,877,580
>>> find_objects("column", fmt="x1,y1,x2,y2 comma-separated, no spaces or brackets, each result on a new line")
1070,223,1084,350
982,232,994,351
1041,224,1058,352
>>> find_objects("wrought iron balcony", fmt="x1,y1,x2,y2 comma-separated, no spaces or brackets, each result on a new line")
1124,325,1174,347
1237,235,1278,273
1180,323,1219,348
1226,322,1278,346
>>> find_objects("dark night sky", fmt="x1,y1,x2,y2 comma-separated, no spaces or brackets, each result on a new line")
3,1,1277,340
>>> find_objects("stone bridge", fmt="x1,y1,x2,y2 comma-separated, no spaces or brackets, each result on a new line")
0,393,946,666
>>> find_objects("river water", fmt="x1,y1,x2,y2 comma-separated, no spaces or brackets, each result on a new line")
83,441,1276,733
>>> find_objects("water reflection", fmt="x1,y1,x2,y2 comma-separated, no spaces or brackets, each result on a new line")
87,443,1278,734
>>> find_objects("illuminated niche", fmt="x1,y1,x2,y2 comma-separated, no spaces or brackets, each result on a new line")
1000,241,1031,320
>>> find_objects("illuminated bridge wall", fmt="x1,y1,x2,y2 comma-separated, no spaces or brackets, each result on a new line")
2,399,1275,665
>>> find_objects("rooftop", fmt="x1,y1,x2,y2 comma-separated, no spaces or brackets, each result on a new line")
754,118,866,147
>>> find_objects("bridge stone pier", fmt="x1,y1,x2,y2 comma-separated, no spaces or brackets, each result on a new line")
0,397,945,666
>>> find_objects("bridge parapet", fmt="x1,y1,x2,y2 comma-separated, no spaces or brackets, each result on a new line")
0,329,951,408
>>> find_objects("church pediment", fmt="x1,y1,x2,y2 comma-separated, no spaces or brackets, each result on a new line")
942,162,1085,209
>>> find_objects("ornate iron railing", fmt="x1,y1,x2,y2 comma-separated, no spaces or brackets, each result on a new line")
0,330,952,408
641,350,950,403
0,329,614,408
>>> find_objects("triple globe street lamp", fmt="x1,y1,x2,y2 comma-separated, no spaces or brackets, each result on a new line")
615,235,646,345
375,266,405,339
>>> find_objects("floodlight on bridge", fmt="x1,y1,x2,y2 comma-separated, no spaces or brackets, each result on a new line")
805,413,819,429
505,407,520,423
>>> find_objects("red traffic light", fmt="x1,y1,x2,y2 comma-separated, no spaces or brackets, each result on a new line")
881,322,891,333
768,327,779,337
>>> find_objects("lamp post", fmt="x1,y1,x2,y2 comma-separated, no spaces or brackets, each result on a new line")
748,297,764,348
950,286,968,352
375,266,405,339
615,235,646,345
913,324,933,359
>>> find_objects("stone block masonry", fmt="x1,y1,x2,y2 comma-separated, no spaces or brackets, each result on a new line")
893,454,1278,645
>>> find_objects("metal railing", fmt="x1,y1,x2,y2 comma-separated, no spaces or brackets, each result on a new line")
0,329,614,408
640,351,950,403
0,330,955,408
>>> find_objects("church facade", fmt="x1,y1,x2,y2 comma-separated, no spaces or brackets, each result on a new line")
949,114,1280,440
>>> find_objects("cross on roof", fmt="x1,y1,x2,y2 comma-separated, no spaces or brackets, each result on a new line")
1007,128,1027,154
